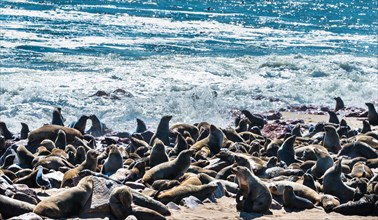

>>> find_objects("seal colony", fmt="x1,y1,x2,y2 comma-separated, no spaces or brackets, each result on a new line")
0,98,378,219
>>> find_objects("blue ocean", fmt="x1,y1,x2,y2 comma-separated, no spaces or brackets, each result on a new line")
0,0,377,131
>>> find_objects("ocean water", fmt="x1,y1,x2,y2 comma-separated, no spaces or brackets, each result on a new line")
0,0,377,132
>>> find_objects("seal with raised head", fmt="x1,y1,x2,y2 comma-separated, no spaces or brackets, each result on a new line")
61,149,99,187
149,138,169,168
277,135,301,166
109,185,133,220
52,107,64,126
365,102,378,126
87,114,107,137
101,144,123,176
310,146,333,178
322,158,355,203
232,166,272,213
241,110,266,128
68,115,89,135
20,122,30,140
33,176,94,218
142,149,193,185
150,115,172,146
334,97,345,112
190,124,224,155
0,121,14,140
323,125,341,153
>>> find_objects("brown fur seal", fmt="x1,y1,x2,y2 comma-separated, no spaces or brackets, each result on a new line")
338,141,378,159
366,102,378,126
155,182,218,204
321,194,340,212
323,125,341,153
20,122,30,140
54,129,67,150
135,118,148,133
190,124,224,155
28,125,83,149
150,115,172,146
17,145,35,168
142,149,193,185
361,120,372,134
61,149,99,187
283,185,318,210
327,111,339,124
269,181,321,204
109,185,133,219
0,121,14,140
241,110,266,128
322,158,355,203
33,176,93,218
334,97,345,112
169,133,188,156
0,194,35,218
277,135,301,166
149,138,169,167
310,146,333,178
232,166,272,213
52,107,64,126
68,115,88,135
332,194,378,216
101,145,123,176
170,123,199,141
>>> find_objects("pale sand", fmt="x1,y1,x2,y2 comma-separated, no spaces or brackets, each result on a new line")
167,112,377,220
168,196,377,220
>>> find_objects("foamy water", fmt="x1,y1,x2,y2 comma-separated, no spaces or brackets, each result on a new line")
0,0,377,132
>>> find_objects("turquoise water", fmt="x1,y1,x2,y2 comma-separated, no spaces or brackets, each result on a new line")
0,0,377,131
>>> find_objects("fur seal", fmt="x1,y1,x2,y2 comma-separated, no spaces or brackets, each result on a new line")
61,149,99,187
327,111,339,124
87,114,107,137
150,115,172,146
232,166,272,213
310,146,333,178
27,125,83,149
149,138,169,168
33,176,93,218
241,110,266,128
68,115,89,135
17,145,35,168
101,145,123,176
169,133,188,157
0,194,35,218
321,194,340,212
52,107,64,126
283,185,317,210
142,149,193,185
135,118,147,133
323,125,341,153
0,121,14,140
332,194,378,216
20,122,30,140
269,181,321,204
109,186,133,219
54,129,67,150
322,158,355,203
365,102,378,126
361,120,372,134
338,141,378,159
334,97,345,112
170,123,199,141
190,124,224,155
277,135,301,166
155,182,218,205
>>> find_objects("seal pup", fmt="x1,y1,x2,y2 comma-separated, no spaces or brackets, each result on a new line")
322,158,355,203
20,122,30,140
283,185,318,210
149,138,169,168
323,125,341,153
365,102,378,126
232,166,272,213
33,176,94,218
61,149,99,187
334,97,345,112
150,115,172,146
142,149,193,185
101,144,123,176
68,115,89,135
52,107,64,126
0,121,14,140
